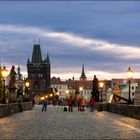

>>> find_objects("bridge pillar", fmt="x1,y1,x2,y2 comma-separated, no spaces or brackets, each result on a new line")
134,83,140,105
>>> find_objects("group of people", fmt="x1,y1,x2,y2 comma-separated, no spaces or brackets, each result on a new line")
41,95,95,112
67,95,95,112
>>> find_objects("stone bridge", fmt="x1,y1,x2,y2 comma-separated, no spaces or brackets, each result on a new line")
0,105,140,139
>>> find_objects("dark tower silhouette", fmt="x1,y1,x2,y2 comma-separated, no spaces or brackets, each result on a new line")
80,65,87,80
27,44,51,95
91,75,100,102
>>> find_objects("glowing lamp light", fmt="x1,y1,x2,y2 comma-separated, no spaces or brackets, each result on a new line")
56,92,59,95
50,94,53,97
45,95,48,98
25,81,30,87
40,96,45,100
65,90,69,94
99,81,104,102
99,82,104,88
127,67,133,79
1,67,8,78
79,87,83,91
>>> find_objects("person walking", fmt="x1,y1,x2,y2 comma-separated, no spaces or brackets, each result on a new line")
89,97,95,112
42,98,48,112
81,97,86,111
77,95,82,112
31,98,35,107
67,96,73,112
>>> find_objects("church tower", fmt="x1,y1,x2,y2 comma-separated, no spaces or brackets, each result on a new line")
80,65,87,80
27,44,51,95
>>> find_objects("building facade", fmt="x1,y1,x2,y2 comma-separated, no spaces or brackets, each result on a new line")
51,65,93,101
27,44,51,95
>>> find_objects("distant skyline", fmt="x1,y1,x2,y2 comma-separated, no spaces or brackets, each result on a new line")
0,1,140,80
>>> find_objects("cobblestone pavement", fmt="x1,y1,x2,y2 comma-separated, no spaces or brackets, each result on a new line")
0,105,140,139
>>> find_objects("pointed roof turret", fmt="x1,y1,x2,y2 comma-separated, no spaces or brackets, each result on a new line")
44,54,50,64
80,65,87,80
27,58,30,64
46,54,50,64
17,64,22,79
31,44,42,63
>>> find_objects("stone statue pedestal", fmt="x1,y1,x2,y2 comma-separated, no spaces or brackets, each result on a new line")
134,83,140,105
9,86,17,103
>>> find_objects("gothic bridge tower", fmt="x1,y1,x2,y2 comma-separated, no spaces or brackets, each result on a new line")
27,44,51,95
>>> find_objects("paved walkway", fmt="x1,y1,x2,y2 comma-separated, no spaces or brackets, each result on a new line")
0,105,140,139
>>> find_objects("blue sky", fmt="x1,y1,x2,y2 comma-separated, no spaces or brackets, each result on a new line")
0,1,140,80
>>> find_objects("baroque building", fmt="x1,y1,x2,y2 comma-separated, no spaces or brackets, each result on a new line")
27,44,51,95
51,65,92,101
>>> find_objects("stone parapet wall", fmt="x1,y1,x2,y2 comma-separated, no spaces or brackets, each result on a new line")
0,102,33,118
94,102,108,111
95,102,140,120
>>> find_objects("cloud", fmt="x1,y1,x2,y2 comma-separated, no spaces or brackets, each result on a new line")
0,24,140,60
0,24,140,80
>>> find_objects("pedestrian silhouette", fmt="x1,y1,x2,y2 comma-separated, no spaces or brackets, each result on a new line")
89,97,95,112
42,98,48,112
67,96,74,112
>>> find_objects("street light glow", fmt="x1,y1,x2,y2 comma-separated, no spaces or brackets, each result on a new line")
1,67,8,78
127,67,133,79
99,81,104,88
79,86,83,91
25,81,30,87
65,90,69,94
40,96,45,100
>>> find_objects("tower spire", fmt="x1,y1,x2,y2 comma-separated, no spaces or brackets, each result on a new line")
80,65,87,80
17,64,22,79
46,54,50,64
31,44,42,63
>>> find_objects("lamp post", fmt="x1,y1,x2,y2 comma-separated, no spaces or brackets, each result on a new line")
1,66,8,104
99,81,104,102
25,80,30,100
127,67,133,104
66,89,69,97
79,86,83,97
56,92,59,98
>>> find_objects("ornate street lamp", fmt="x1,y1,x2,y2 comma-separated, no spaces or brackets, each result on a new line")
66,90,69,97
79,86,83,97
1,66,8,104
25,81,30,88
127,67,133,104
79,86,83,92
56,92,59,96
99,81,104,102
25,79,30,99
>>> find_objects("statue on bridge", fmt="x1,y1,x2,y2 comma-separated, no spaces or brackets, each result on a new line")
9,66,17,102
91,75,100,102
9,66,16,89
109,82,132,104
112,82,121,102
